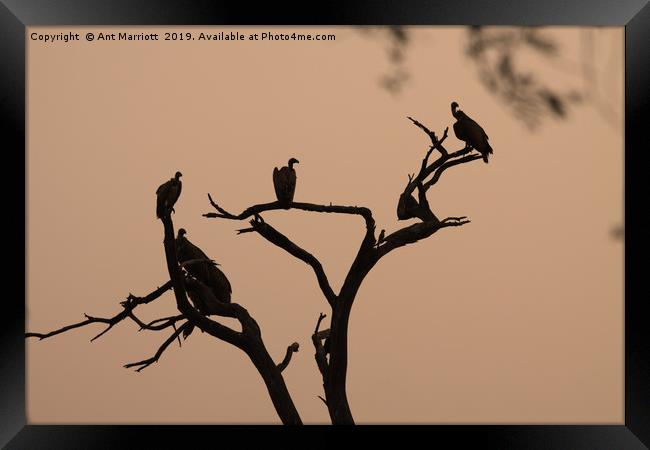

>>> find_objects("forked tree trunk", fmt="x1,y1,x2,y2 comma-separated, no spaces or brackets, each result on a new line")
324,254,377,425
326,304,355,424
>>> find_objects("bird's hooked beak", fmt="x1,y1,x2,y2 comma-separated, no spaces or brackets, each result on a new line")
175,171,183,179
288,158,299,167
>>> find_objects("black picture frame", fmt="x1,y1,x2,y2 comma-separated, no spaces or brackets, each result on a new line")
3,1,648,448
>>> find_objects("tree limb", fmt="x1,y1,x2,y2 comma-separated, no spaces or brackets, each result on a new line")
423,153,484,190
205,195,375,232
276,342,300,373
376,217,471,259
312,313,330,379
124,321,189,372
407,117,449,156
128,312,185,332
396,117,485,223
237,215,338,306
120,281,173,308
25,282,173,342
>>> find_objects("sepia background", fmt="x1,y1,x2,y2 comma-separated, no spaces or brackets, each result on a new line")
27,26,623,423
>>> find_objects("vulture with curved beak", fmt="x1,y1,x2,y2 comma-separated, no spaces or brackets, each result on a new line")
273,158,299,207
176,228,232,304
156,171,183,218
451,102,493,163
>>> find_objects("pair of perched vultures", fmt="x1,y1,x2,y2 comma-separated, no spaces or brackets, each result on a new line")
266,104,493,213
155,172,232,338
155,158,300,221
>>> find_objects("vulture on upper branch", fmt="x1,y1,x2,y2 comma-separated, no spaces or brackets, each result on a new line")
156,171,183,218
273,158,299,207
451,102,493,163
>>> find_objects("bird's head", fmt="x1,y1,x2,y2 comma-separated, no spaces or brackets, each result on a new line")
451,101,461,118
288,158,299,168
175,171,183,179
177,228,187,238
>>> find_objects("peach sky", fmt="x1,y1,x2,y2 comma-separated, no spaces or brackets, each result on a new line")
26,26,623,424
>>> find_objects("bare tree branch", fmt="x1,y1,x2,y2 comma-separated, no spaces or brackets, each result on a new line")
26,282,174,342
376,217,471,259
423,153,484,190
237,215,337,306
312,313,330,379
401,117,481,202
124,322,189,372
120,281,173,308
127,312,185,332
407,116,449,156
277,342,300,373
205,195,375,232
25,315,107,341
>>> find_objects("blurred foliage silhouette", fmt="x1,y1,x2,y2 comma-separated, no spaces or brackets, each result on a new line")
465,26,582,129
357,26,411,94
359,26,623,132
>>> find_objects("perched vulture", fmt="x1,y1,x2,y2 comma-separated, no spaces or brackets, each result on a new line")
451,102,493,163
182,276,225,339
156,171,183,218
184,276,223,315
176,228,232,304
273,158,299,207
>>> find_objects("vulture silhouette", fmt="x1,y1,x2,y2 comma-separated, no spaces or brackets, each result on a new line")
273,158,299,207
176,228,232,304
451,102,493,163
156,171,183,218
185,276,224,315
182,276,225,339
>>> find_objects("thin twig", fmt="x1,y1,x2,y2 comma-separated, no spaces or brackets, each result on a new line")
26,282,173,342
124,322,189,372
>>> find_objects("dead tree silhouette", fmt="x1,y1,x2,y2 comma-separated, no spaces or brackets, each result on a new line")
26,107,488,425
25,178,303,425
203,109,485,424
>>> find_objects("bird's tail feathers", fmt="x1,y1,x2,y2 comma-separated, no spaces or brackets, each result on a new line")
483,143,493,163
